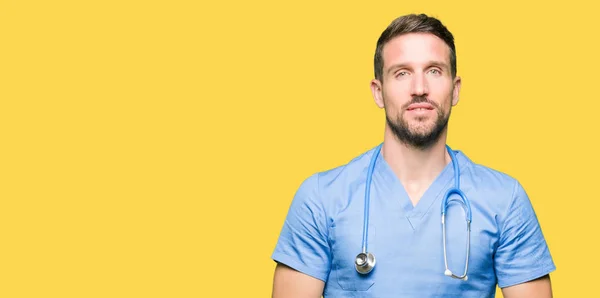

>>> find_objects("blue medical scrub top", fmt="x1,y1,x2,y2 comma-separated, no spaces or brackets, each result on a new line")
272,144,555,297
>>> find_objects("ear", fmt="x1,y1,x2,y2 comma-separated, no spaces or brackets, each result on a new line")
451,76,461,106
371,79,385,109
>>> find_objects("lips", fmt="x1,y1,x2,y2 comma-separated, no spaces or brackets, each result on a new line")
407,103,434,111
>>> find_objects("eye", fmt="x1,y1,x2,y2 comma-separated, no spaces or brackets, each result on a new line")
428,69,442,75
396,71,409,77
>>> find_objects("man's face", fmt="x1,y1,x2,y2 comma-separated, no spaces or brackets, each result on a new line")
371,33,461,149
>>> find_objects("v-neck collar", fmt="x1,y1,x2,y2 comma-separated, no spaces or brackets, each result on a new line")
371,145,469,230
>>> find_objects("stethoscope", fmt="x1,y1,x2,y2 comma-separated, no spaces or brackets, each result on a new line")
355,143,472,281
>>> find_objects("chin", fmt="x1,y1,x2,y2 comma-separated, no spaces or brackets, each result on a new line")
408,121,436,132
409,129,435,138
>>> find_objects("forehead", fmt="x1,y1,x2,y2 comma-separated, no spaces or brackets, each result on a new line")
382,33,451,68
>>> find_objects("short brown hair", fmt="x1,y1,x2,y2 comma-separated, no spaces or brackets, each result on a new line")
374,14,457,81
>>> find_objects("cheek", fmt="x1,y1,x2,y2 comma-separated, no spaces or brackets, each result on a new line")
383,83,410,107
430,78,453,94
428,81,454,105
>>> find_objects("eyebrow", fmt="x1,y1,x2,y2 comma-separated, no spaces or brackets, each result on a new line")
386,60,450,74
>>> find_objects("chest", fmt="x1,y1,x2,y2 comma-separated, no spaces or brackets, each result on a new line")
325,190,499,296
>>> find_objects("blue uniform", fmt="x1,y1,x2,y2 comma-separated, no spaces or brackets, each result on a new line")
272,144,555,297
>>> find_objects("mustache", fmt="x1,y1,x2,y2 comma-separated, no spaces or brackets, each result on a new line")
401,96,440,110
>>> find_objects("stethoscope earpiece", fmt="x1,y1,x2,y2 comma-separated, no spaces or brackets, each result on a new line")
445,269,468,281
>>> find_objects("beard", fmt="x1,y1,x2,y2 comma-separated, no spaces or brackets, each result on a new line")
385,95,451,150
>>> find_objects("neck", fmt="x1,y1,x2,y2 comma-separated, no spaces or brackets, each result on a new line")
381,126,451,187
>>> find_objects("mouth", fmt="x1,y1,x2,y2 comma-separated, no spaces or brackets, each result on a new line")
406,103,435,111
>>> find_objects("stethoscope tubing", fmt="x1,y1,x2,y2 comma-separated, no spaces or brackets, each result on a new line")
361,143,381,254
357,143,472,280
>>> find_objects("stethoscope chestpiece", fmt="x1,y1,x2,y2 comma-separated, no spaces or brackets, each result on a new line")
355,252,376,274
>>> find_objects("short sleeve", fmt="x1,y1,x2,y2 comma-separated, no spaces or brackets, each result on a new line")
271,174,331,282
494,181,556,288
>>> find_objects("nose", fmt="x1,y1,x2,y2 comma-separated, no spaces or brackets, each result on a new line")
410,72,429,97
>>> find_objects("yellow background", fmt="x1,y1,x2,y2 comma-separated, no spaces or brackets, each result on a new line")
1,0,597,297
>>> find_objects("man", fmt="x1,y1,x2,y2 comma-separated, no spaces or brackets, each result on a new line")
271,13,555,297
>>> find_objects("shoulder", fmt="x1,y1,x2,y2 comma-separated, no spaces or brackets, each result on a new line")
317,145,377,187
457,150,523,193
297,144,379,188
456,149,532,220
292,145,379,211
